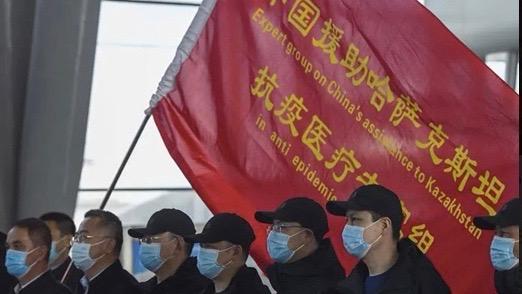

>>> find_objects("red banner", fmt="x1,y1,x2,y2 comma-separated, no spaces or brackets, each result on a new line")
151,0,519,292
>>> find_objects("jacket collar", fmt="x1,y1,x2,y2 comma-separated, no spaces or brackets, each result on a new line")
272,238,340,275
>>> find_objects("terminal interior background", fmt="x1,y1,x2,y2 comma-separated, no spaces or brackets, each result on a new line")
0,0,519,282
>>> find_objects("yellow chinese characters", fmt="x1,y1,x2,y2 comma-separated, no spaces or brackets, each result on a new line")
389,95,422,128
312,19,343,64
324,148,362,183
268,0,288,6
408,224,435,254
443,145,477,192
472,171,505,216
340,43,369,86
288,0,320,37
301,115,332,161
416,123,448,165
356,172,379,185
274,94,309,137
251,66,280,111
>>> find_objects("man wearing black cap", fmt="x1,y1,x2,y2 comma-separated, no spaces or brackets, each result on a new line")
127,208,212,294
255,197,345,294
184,213,271,294
325,185,449,294
0,231,17,293
473,197,520,294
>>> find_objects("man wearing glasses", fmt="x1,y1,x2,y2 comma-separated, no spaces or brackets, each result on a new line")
127,208,211,294
5,218,71,294
184,213,271,294
71,209,142,294
255,197,345,294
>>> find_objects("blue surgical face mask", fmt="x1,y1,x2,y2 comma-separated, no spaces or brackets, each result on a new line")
197,246,234,279
190,243,201,258
342,220,382,259
140,243,165,272
49,238,67,265
5,248,38,278
267,230,306,263
71,240,106,272
490,236,520,271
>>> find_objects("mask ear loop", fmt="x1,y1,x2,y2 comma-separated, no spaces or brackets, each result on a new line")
364,219,388,251
289,228,312,254
54,237,69,260
87,238,111,269
22,247,45,277
219,245,238,268
158,237,180,269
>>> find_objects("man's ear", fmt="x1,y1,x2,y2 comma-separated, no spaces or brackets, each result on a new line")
382,217,392,231
31,246,48,263
104,238,117,254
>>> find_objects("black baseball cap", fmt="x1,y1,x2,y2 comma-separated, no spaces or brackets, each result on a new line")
326,185,404,229
128,208,196,238
255,197,328,240
184,213,255,249
473,198,520,230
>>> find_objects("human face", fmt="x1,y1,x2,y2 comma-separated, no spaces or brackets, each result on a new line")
140,232,180,259
496,225,519,258
269,220,310,251
5,227,47,271
73,217,114,259
200,241,239,266
44,221,71,255
345,210,386,244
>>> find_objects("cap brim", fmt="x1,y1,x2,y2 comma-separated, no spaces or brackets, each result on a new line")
473,216,500,230
326,201,363,216
127,228,148,238
184,233,221,244
254,211,276,224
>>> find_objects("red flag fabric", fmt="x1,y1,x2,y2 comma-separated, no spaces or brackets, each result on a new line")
150,0,519,293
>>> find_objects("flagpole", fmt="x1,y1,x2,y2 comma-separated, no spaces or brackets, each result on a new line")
99,113,152,209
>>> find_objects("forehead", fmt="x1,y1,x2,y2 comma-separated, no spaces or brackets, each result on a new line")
146,231,172,238
78,217,102,233
44,220,59,231
6,226,32,245
346,210,373,218
44,221,62,239
497,225,519,235
273,219,300,226
202,240,232,249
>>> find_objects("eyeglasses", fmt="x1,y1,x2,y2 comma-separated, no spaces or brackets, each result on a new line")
267,223,303,233
72,233,112,244
139,234,178,245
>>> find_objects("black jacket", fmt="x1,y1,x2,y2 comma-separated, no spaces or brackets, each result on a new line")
50,257,83,292
326,239,450,294
198,266,271,294
9,271,72,294
495,266,521,294
139,257,212,294
0,269,17,294
267,238,345,294
74,260,142,294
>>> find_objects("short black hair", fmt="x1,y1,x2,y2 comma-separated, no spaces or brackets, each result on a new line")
84,210,123,254
369,211,401,240
13,218,52,259
40,212,76,236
